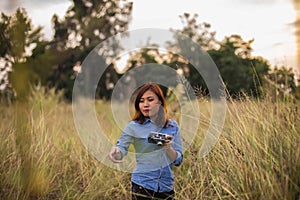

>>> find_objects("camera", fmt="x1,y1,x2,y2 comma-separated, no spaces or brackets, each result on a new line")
148,132,173,145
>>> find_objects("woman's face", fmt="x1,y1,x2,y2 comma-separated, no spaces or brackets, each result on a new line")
139,90,161,117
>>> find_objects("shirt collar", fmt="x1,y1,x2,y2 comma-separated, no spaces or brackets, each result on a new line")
144,117,174,127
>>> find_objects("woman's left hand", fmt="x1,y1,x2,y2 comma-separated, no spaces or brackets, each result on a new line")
163,141,177,162
162,140,173,149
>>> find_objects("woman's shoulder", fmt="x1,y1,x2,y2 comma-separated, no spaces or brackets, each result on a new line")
122,120,140,133
127,119,148,127
126,120,139,127
168,119,179,127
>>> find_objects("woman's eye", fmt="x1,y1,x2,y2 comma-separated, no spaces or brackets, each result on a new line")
148,99,154,102
139,99,144,103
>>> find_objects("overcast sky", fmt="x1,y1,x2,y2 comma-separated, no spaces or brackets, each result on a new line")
0,0,299,73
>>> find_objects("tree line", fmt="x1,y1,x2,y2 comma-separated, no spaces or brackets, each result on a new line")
0,1,299,103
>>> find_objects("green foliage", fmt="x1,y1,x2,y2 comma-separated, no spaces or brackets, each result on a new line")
0,8,44,101
0,5,299,102
125,13,272,98
172,14,272,97
47,0,133,100
173,13,218,51
54,0,133,48
208,36,270,97
0,1,133,102
267,66,297,92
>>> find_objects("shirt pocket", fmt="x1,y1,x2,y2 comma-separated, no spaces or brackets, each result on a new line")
160,128,177,138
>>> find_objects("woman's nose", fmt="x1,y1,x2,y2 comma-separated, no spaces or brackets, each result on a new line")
144,101,149,106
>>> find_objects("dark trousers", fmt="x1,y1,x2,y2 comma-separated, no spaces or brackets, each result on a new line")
131,182,175,200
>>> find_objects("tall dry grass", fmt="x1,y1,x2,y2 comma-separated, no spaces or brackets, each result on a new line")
178,96,300,199
0,88,299,199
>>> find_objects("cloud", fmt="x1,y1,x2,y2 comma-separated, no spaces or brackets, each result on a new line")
0,0,69,14
272,42,283,47
0,0,19,14
231,0,283,5
24,0,69,8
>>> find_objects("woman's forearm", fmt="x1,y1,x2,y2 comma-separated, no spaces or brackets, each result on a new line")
166,147,177,162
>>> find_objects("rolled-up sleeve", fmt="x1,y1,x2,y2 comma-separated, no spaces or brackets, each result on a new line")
116,124,134,159
172,126,183,166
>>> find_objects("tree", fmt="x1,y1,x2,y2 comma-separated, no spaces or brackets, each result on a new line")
162,13,220,96
46,0,133,100
166,13,271,97
265,66,298,99
171,13,218,51
0,8,44,101
208,35,269,97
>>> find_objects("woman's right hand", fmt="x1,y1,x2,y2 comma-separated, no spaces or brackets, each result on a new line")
109,146,123,163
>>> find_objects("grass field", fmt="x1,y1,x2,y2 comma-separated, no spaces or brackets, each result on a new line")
0,88,299,199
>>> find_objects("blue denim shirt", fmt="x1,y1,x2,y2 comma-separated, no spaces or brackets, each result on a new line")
116,118,183,192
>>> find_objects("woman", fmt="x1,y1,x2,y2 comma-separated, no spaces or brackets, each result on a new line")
109,83,183,200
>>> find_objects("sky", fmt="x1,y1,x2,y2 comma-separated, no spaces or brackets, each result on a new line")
0,0,299,74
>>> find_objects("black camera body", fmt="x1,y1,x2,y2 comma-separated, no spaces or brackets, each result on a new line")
148,132,172,146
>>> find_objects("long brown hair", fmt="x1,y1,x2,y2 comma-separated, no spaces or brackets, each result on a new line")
132,83,169,127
